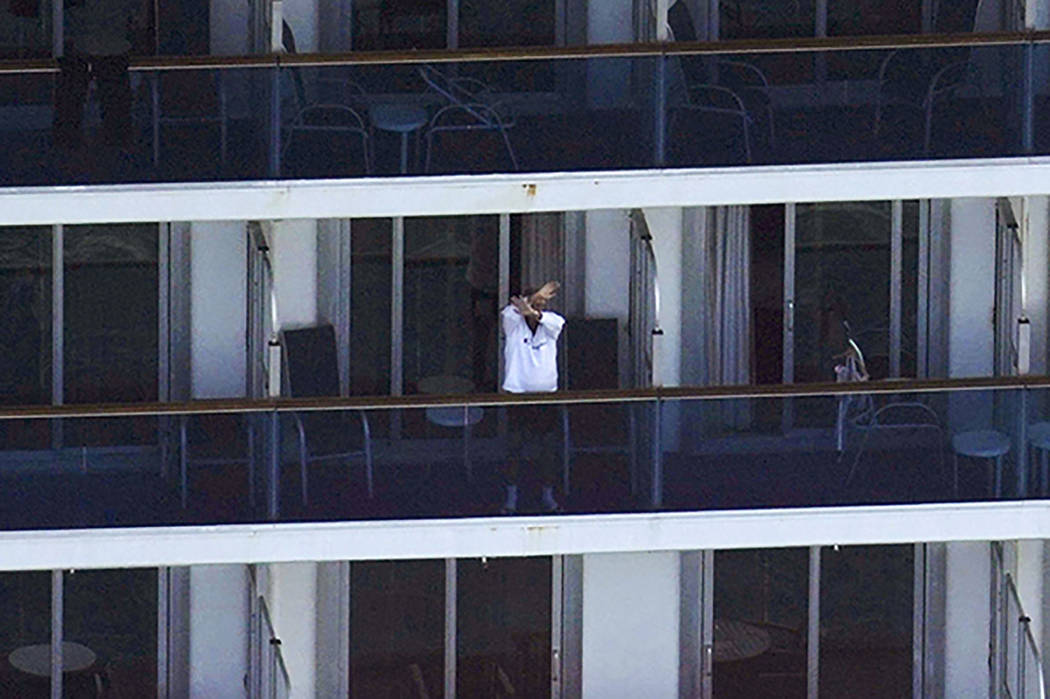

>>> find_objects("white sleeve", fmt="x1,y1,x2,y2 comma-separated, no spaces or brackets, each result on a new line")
536,312,565,344
501,304,520,338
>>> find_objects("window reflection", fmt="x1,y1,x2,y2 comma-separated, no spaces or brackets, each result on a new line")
457,557,551,697
713,548,808,698
64,568,158,697
350,560,445,698
819,545,913,697
0,572,50,695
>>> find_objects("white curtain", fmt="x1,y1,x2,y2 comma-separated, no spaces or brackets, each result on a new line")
686,205,751,429
520,213,565,296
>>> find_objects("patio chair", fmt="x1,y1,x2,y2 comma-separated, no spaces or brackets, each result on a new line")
281,324,373,505
419,64,519,172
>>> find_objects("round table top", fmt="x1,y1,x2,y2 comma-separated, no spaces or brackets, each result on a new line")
370,103,428,133
426,406,484,428
9,642,97,676
952,429,1010,458
713,619,772,663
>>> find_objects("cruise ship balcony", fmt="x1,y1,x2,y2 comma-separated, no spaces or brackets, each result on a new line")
0,34,1048,186
0,377,1045,531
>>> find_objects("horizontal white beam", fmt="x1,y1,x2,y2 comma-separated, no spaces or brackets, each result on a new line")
3,501,1049,571
3,157,1050,224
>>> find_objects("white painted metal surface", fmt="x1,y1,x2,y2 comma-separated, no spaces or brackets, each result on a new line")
0,502,1049,572
6,158,1050,225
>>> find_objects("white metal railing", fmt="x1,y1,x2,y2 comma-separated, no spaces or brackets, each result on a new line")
260,597,292,699
992,543,1046,699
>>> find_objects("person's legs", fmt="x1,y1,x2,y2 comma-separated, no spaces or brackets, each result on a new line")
53,55,90,149
502,402,560,512
530,406,561,511
94,54,132,148
501,404,526,512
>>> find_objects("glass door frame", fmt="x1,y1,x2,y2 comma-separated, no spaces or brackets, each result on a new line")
341,554,573,698
684,544,931,699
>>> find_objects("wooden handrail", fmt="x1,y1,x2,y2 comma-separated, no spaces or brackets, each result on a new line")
0,373,1048,420
0,30,1047,74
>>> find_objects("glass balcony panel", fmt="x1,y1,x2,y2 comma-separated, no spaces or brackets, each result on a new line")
0,0,53,59
0,39,1042,185
0,383,1039,530
666,386,1026,511
666,43,1029,168
0,226,52,422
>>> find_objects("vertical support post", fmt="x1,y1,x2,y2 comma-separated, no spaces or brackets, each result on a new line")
267,410,280,520
52,224,64,450
782,204,796,431
651,398,663,508
677,551,703,699
444,558,457,699
813,0,828,84
157,568,169,699
890,201,903,378
269,66,281,178
52,0,63,57
498,214,510,389
654,57,666,168
1023,42,1034,154
701,550,714,699
917,200,930,377
911,544,925,698
551,556,563,698
807,546,820,699
391,218,405,397
446,0,459,48
50,570,63,699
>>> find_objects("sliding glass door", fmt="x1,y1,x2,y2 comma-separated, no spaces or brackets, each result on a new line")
699,545,919,698
348,556,559,698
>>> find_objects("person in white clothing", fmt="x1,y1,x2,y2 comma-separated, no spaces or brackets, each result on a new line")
501,280,565,513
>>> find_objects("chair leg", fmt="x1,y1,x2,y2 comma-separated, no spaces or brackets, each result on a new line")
299,440,310,507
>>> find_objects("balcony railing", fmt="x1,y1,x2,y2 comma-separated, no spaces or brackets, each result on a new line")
0,32,1047,187
992,542,1047,699
1,375,1050,530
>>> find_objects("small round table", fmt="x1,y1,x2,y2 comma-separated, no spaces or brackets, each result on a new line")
1028,422,1050,496
713,619,772,663
370,103,428,174
952,429,1010,498
9,641,97,677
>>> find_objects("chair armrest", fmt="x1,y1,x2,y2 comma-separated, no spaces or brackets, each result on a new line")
684,84,750,116
925,60,968,103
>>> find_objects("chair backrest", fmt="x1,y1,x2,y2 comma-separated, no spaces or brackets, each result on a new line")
282,324,341,398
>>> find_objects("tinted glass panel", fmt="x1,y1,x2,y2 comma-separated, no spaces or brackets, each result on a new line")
64,568,158,697
0,572,51,695
350,560,445,697
819,545,913,697
457,557,551,697
713,548,808,698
